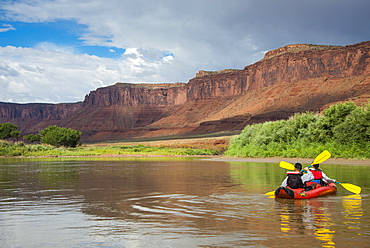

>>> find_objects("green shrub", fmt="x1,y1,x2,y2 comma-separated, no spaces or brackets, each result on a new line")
226,102,370,159
40,125,82,148
332,105,370,146
0,122,20,139
24,134,41,143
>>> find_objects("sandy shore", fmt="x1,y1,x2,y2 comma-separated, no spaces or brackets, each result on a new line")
203,156,370,166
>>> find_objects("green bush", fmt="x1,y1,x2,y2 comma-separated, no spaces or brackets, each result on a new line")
24,134,41,143
332,105,370,146
226,102,370,159
40,125,82,148
0,122,20,139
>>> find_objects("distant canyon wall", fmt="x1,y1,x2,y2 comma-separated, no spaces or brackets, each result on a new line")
0,41,369,142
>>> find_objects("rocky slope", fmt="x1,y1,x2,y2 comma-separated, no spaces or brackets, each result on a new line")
1,41,369,142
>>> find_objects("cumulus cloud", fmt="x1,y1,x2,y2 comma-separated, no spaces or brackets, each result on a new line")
0,45,177,103
0,0,369,103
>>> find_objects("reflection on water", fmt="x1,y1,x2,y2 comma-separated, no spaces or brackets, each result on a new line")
273,192,369,248
276,199,337,247
276,193,367,248
342,194,363,233
311,203,335,248
0,157,369,247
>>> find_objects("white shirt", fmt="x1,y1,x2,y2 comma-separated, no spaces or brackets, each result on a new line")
304,169,336,184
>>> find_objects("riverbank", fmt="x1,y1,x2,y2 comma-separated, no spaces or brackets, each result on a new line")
5,153,368,166
1,135,370,165
203,156,370,165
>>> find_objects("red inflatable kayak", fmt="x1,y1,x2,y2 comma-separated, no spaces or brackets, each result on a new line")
274,183,337,199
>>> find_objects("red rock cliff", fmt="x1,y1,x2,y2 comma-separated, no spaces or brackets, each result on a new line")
0,102,83,134
0,41,369,142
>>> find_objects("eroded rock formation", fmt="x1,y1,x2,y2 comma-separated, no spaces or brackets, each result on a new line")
1,41,369,142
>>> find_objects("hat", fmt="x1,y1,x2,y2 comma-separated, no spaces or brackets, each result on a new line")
312,164,320,168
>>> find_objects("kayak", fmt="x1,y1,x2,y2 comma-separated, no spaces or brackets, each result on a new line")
274,183,337,199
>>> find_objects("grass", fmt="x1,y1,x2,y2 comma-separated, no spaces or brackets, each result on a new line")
2,131,368,160
0,136,233,157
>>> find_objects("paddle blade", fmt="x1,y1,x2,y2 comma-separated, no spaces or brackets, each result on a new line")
265,191,275,196
279,161,295,170
340,183,362,194
311,150,331,165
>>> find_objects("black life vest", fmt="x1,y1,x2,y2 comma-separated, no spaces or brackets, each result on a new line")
286,172,304,189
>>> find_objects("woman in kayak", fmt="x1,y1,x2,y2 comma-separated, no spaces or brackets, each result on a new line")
304,164,336,187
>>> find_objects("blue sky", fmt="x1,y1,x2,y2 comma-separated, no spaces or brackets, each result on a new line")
0,20,126,58
0,0,369,103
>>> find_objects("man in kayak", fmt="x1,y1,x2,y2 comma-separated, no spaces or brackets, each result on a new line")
304,164,336,187
281,163,310,189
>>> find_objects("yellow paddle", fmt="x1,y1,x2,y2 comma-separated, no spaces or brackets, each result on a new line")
279,161,295,170
265,190,275,196
311,150,331,165
336,182,362,194
279,150,332,170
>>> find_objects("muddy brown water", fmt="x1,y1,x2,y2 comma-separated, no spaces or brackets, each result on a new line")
0,157,369,247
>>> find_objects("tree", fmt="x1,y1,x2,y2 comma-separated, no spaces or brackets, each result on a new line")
332,104,370,145
0,122,21,140
24,134,41,143
322,102,358,129
40,125,82,147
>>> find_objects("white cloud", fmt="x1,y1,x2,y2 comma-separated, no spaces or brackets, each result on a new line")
34,42,76,53
0,24,15,32
0,45,179,103
0,0,369,103
7,80,30,94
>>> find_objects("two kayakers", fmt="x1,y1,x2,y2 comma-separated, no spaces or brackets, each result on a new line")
275,159,339,199
281,163,336,190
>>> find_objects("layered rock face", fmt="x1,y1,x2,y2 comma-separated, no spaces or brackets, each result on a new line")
1,41,369,142
0,102,83,134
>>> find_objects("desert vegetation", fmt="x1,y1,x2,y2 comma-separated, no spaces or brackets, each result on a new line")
226,102,370,159
1,102,369,159
0,124,83,156
0,141,220,157
0,123,20,139
0,122,226,157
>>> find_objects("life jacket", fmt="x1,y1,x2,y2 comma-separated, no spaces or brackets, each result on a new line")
310,169,323,185
310,170,323,179
286,172,304,189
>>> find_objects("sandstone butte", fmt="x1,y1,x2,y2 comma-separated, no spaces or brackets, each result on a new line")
0,41,369,143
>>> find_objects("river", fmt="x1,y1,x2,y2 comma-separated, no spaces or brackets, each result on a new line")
0,157,369,247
